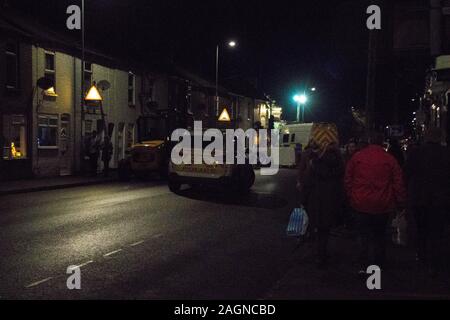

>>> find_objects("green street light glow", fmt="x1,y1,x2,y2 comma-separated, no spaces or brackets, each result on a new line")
293,94,307,104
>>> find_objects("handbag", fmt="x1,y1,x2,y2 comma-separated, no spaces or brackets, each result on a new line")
286,207,309,237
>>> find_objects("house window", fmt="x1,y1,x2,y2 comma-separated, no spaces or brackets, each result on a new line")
84,62,92,93
291,134,296,143
44,51,56,94
5,42,19,90
128,72,135,105
38,114,58,149
2,114,27,160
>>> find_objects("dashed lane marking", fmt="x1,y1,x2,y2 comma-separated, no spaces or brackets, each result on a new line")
74,260,94,268
25,277,54,288
103,249,123,257
129,240,145,247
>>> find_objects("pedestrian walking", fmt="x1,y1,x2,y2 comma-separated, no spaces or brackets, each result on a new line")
300,142,345,268
297,140,319,192
0,133,5,179
88,131,101,176
404,128,450,276
345,132,406,273
340,138,359,234
388,138,405,167
355,137,369,152
344,138,357,164
102,136,113,177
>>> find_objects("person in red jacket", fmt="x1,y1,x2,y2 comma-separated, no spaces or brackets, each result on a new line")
345,132,406,272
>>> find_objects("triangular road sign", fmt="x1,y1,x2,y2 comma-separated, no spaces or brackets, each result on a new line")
85,85,103,101
218,108,231,122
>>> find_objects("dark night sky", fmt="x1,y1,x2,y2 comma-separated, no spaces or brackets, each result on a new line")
5,0,372,123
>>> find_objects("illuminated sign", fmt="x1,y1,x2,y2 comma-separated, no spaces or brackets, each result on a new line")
85,85,103,101
218,108,231,122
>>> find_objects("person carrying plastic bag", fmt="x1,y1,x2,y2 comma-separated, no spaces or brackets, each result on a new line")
299,142,345,268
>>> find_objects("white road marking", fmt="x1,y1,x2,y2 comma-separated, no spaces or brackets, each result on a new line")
103,249,123,257
25,277,53,288
74,260,94,268
152,233,163,239
129,240,145,247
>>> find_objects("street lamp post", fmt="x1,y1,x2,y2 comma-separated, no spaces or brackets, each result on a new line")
85,82,109,138
215,45,219,117
80,0,85,167
215,41,237,117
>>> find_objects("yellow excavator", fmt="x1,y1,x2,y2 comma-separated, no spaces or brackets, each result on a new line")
118,111,173,180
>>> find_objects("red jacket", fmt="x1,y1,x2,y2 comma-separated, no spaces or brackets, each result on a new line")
345,145,406,214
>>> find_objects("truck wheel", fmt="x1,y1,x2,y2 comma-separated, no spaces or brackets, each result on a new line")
234,165,255,193
168,180,181,193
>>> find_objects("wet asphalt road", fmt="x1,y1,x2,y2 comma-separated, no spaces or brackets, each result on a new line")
0,169,299,299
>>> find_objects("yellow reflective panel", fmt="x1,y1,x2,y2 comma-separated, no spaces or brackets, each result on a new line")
218,108,231,122
85,85,103,101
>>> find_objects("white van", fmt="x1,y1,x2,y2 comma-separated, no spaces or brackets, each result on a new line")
279,123,314,167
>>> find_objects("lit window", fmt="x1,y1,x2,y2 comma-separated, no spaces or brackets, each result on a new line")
38,114,58,148
2,114,27,160
5,42,19,90
128,72,135,105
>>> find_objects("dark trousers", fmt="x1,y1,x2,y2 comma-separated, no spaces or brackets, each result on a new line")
89,153,99,176
413,205,446,270
316,228,330,262
354,212,389,267
103,160,110,177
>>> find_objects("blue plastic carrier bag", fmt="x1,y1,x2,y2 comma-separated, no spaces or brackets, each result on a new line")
286,207,309,237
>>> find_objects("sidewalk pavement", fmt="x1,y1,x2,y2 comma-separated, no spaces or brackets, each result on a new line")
265,227,450,300
0,172,118,196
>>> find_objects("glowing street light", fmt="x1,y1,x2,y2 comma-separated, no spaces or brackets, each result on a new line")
293,94,308,123
294,94,307,104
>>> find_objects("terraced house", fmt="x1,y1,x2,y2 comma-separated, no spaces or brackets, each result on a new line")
1,12,144,179
0,9,268,181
